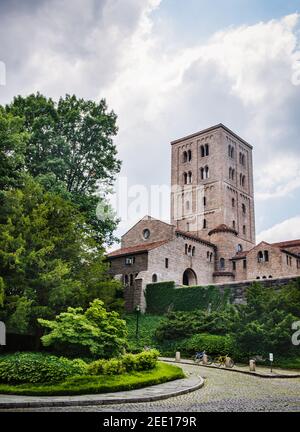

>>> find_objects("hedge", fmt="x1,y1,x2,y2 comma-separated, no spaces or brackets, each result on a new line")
0,352,87,384
179,333,235,357
88,350,159,375
145,281,233,314
0,362,185,396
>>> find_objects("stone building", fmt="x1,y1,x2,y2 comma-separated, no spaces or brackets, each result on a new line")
108,124,300,311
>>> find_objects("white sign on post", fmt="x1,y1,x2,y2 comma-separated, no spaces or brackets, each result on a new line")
269,353,273,362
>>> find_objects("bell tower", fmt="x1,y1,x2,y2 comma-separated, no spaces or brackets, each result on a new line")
170,124,256,251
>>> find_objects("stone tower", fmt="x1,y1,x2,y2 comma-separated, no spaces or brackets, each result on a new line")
170,124,256,252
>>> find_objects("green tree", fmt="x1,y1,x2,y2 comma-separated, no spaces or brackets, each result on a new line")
0,177,121,339
232,282,300,358
0,108,28,191
5,93,121,244
38,299,128,358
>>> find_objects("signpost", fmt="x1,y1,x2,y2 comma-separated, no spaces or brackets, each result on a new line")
269,353,273,373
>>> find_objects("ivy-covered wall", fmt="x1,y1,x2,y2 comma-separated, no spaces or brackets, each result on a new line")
145,282,233,314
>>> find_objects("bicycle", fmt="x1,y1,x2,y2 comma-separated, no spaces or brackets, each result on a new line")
213,355,234,368
194,350,213,365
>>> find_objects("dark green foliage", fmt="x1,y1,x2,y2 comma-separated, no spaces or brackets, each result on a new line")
0,352,87,384
125,314,166,353
0,178,122,338
0,108,28,191
155,307,238,341
87,350,159,375
0,362,184,396
145,282,233,314
232,281,300,359
134,280,300,366
179,334,234,357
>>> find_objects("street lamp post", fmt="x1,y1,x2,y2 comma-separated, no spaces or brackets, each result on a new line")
135,305,140,340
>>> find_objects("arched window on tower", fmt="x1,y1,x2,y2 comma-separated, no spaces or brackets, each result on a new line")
201,145,205,157
203,219,207,229
203,196,207,207
232,169,235,180
185,244,188,255
242,203,246,214
205,144,209,156
192,246,195,257
232,197,235,207
183,172,188,185
229,167,232,179
205,166,209,179
200,167,204,180
183,151,187,163
188,150,192,162
233,220,236,230
188,171,193,184
220,258,225,270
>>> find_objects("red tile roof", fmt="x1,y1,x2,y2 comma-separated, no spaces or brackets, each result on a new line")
107,240,169,258
175,230,216,248
272,239,300,249
208,224,238,236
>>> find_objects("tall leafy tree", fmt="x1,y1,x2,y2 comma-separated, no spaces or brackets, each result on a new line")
0,177,121,341
0,107,28,192
5,93,121,244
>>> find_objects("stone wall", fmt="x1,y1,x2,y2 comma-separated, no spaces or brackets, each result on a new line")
215,276,300,305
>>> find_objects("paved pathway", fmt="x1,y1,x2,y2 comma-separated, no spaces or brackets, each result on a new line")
160,357,300,378
0,373,203,409
6,363,300,412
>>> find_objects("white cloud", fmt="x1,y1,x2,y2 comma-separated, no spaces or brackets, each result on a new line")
0,2,300,241
256,156,300,200
257,216,300,243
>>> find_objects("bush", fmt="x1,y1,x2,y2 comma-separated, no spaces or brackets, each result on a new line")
179,334,234,357
133,350,159,371
0,352,87,384
38,299,128,358
88,350,160,376
155,308,237,341
0,362,185,396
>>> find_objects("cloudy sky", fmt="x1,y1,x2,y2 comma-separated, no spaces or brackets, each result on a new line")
1,0,300,245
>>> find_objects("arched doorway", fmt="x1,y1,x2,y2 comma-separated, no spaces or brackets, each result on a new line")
183,268,197,286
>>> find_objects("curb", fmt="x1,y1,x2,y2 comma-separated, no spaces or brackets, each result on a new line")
160,358,300,379
0,375,205,409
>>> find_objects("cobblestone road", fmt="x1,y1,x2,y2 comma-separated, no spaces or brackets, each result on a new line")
7,363,300,412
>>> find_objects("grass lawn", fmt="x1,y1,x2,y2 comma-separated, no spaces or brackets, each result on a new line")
0,362,185,396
